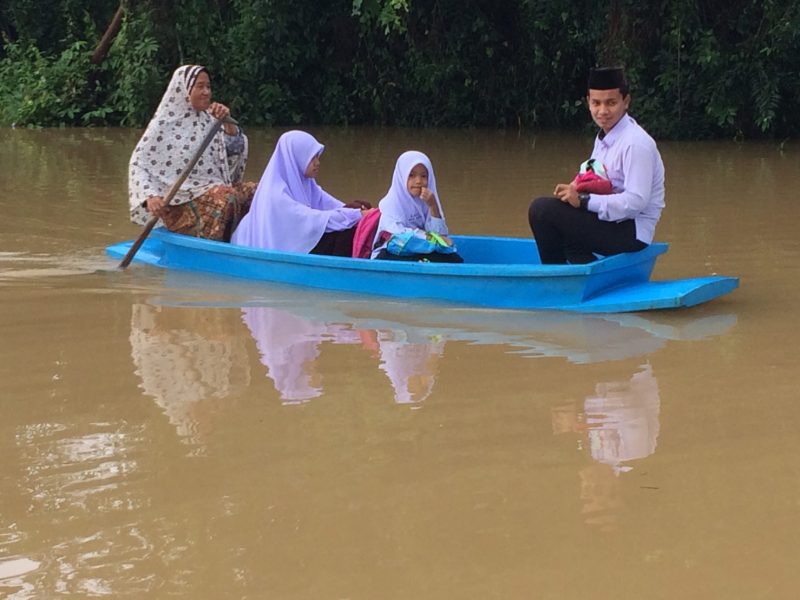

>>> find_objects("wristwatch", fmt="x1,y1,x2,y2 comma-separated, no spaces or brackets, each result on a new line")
578,192,590,210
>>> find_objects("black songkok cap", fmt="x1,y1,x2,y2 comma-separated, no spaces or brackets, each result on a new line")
588,67,626,90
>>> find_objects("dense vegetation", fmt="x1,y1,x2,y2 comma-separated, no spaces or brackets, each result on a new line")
1,0,799,139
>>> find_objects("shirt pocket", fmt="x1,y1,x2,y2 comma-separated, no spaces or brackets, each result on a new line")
603,157,625,192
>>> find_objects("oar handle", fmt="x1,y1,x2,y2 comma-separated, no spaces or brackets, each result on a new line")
118,115,237,269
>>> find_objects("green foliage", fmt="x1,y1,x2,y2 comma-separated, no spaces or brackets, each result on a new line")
95,9,162,127
2,0,800,139
0,39,92,126
0,0,117,54
353,0,410,34
597,0,800,139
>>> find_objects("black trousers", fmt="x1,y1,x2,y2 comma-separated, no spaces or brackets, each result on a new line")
528,196,646,264
310,226,357,257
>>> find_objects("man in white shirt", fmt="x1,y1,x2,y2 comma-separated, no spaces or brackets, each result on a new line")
528,67,665,264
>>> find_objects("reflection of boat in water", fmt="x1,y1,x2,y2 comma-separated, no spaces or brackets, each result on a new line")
351,305,737,364
151,270,738,366
132,271,736,409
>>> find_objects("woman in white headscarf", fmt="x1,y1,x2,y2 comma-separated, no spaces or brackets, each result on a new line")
370,150,462,262
231,130,371,256
128,64,256,241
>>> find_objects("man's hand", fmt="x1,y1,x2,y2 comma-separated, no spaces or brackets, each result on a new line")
554,181,580,208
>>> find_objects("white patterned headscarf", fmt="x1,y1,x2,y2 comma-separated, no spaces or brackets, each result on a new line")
128,65,245,225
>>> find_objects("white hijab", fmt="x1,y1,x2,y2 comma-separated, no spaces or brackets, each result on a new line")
128,65,246,225
231,130,350,252
375,150,447,239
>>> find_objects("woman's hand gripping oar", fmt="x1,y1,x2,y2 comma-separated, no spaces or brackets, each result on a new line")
118,115,237,269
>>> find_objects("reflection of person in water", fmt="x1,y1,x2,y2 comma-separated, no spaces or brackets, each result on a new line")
376,330,445,405
584,363,660,472
130,304,250,445
242,304,445,406
552,363,660,531
578,463,625,532
241,306,333,404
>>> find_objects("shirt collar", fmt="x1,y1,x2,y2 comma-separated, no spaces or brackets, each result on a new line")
597,113,632,146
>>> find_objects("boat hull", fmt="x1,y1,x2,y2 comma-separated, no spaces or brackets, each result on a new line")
106,229,738,313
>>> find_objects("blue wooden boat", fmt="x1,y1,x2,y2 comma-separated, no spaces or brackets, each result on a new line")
106,228,738,313
152,269,739,363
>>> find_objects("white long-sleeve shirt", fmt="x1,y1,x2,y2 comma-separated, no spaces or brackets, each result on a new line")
586,115,665,244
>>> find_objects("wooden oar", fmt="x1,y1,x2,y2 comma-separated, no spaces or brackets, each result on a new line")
118,115,237,269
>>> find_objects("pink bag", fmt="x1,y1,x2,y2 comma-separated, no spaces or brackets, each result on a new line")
573,158,613,194
351,208,383,258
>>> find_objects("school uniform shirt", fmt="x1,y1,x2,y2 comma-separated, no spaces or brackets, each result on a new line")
585,114,665,244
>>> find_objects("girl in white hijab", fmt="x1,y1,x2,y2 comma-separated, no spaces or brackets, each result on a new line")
231,130,371,255
128,64,255,241
371,150,463,262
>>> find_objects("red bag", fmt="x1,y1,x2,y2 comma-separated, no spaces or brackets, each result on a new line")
573,158,612,194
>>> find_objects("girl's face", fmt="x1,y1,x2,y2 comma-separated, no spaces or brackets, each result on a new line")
406,163,428,197
304,153,321,178
188,71,212,112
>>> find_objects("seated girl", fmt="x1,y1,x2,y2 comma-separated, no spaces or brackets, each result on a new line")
371,151,463,263
231,130,370,256
128,64,255,241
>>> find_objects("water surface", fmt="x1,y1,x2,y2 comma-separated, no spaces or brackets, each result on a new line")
0,126,797,599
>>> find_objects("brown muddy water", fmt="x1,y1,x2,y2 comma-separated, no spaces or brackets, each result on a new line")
0,125,798,599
